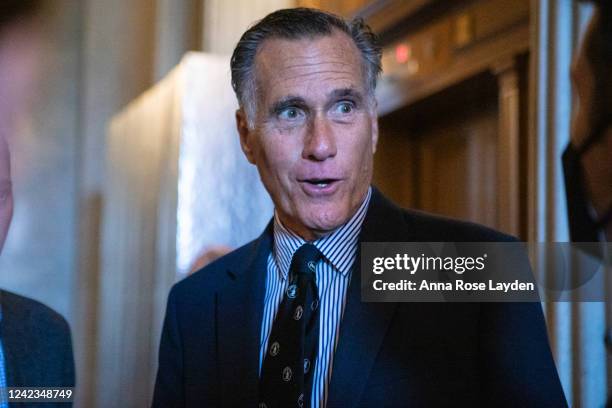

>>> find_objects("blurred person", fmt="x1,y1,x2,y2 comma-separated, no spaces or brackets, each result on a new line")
188,245,233,275
564,3,612,406
153,8,566,408
0,1,44,138
564,1,612,243
0,1,75,405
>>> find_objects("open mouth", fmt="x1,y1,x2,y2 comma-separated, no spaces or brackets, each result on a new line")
303,178,337,187
298,178,342,196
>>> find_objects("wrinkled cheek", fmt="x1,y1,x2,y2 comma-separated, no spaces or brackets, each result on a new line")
262,148,297,189
256,160,296,214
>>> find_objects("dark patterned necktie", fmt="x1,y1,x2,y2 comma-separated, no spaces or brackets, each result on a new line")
259,243,322,408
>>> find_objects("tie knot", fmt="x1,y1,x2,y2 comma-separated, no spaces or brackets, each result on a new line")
290,243,322,277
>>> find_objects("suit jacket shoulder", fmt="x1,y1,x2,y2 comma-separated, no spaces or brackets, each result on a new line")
153,224,272,407
363,187,518,243
1,290,70,334
334,188,567,407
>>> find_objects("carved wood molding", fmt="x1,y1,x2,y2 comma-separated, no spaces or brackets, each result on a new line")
353,0,438,37
375,0,529,115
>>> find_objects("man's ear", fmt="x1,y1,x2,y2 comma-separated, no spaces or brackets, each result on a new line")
236,109,256,164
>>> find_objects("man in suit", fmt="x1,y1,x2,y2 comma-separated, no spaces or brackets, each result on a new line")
0,1,75,406
153,8,567,407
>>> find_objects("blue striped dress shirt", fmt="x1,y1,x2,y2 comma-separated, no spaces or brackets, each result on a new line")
259,187,372,408
0,307,8,408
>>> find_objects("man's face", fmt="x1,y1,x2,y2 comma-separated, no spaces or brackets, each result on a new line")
236,31,378,240
0,136,13,253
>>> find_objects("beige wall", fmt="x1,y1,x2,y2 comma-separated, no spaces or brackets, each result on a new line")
77,1,158,405
202,0,294,55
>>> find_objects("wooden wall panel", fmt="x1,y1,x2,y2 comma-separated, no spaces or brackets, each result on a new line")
416,103,498,228
374,73,500,230
372,125,416,209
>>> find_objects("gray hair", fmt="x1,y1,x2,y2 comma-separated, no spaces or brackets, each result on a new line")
230,7,382,126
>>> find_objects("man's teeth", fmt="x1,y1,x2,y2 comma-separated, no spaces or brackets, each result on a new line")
307,180,331,187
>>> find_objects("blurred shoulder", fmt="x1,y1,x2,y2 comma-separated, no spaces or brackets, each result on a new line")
0,289,71,335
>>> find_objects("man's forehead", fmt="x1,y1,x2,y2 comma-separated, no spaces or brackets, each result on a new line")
260,29,355,52
253,31,366,100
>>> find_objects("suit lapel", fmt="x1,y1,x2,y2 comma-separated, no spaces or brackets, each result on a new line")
327,189,411,408
216,223,272,406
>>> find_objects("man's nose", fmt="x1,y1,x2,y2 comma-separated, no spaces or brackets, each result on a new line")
303,113,337,161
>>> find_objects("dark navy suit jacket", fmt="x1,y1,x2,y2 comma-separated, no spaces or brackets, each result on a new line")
153,188,567,407
0,290,75,408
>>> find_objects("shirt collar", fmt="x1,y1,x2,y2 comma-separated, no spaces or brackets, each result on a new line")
272,187,372,280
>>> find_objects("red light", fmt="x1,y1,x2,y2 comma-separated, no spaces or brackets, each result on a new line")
395,44,411,64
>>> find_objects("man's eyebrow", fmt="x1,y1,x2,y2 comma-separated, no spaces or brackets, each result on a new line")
328,88,364,102
269,96,307,114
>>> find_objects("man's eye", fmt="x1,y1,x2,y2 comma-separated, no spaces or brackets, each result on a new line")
334,101,354,115
278,107,304,120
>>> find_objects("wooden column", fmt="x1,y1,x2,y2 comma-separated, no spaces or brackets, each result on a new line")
154,0,202,80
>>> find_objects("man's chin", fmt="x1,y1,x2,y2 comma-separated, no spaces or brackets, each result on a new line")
303,213,350,237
